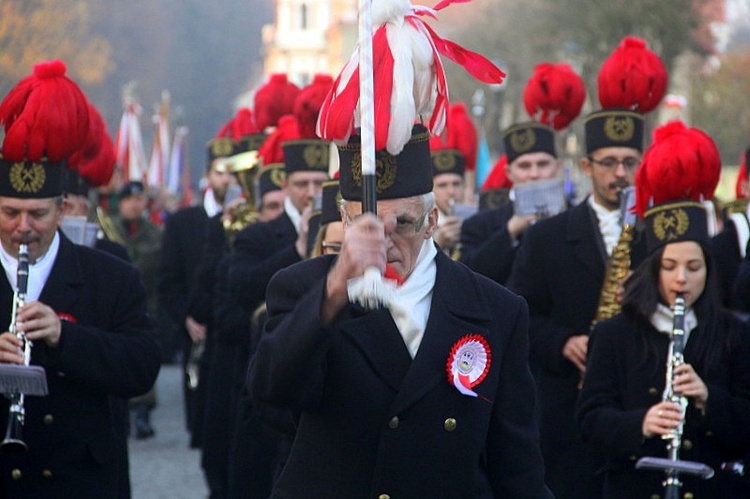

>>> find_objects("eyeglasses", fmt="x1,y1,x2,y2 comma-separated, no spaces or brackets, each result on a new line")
321,241,342,253
343,209,429,236
587,156,640,171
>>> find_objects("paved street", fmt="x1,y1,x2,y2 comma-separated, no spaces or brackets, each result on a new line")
129,364,208,499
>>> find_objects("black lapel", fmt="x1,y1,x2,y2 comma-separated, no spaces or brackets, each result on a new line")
38,233,83,315
567,201,607,277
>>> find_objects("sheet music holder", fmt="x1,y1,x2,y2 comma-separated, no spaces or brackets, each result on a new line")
60,216,99,248
0,364,48,396
513,178,567,219
636,456,714,479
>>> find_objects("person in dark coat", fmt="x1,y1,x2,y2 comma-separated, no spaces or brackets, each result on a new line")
159,136,236,447
0,60,160,498
507,36,669,497
248,125,552,498
577,121,750,498
460,122,562,285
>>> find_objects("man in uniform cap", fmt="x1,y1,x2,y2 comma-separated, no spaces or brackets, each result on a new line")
247,125,552,497
0,60,160,498
508,37,664,498
461,62,584,285
461,121,562,284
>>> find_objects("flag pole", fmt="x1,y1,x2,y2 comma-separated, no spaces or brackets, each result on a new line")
358,0,376,215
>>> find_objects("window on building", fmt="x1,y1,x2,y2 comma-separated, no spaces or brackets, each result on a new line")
300,3,308,29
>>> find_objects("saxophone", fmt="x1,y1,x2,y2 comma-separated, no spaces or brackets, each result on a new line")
591,187,636,328
222,150,262,239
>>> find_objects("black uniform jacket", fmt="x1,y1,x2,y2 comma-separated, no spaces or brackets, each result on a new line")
712,218,744,309
459,201,517,285
507,198,647,498
159,205,208,337
248,250,552,499
0,232,161,498
228,212,302,314
577,312,750,498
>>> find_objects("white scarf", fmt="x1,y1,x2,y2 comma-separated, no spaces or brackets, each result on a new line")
649,303,698,343
588,196,621,256
1,231,60,302
387,239,437,358
203,188,223,218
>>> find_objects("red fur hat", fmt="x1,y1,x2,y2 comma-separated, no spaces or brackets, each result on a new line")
523,62,586,131
737,148,748,199
254,74,301,131
71,103,115,190
0,60,90,163
294,74,334,139
598,36,668,114
635,120,720,219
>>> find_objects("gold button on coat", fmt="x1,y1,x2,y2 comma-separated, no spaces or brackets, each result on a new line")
444,418,457,431
388,417,399,429
648,387,658,396
42,469,52,479
683,492,694,499
378,494,390,499
11,469,21,480
682,439,693,451
43,414,54,425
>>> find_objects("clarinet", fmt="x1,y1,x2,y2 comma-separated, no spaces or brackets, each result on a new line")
636,293,714,496
661,293,688,498
1,243,31,452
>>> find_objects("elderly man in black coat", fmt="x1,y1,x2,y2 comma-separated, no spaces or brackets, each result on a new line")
248,126,551,498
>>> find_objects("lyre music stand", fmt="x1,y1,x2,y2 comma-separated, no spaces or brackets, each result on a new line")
0,365,48,396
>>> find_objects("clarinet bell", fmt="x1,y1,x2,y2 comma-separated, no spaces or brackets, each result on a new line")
1,414,27,453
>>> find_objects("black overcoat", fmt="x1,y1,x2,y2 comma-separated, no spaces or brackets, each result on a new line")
249,250,552,498
0,233,161,498
459,201,518,285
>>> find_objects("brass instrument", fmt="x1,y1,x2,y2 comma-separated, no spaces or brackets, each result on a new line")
96,206,126,245
222,150,262,238
591,186,637,328
2,244,32,452
635,294,714,496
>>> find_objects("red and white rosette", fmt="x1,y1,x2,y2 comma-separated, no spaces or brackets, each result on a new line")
446,334,491,397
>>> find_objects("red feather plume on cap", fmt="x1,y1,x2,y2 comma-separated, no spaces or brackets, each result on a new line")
736,149,748,199
523,62,585,131
598,36,668,114
258,115,299,165
216,107,260,140
69,103,115,188
429,102,478,171
635,121,720,218
481,154,512,190
254,74,301,131
0,59,90,162
294,74,334,139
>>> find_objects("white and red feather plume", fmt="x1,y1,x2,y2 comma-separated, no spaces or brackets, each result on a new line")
317,0,505,156
523,62,585,131
598,36,668,114
635,121,720,219
0,60,90,163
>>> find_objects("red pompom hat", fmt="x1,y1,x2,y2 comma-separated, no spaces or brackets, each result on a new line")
429,102,477,178
635,121,720,253
584,36,667,154
0,60,90,198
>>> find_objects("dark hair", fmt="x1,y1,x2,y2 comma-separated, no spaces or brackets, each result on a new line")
621,240,727,373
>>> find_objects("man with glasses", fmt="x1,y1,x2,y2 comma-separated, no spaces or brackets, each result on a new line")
507,108,649,498
247,125,551,498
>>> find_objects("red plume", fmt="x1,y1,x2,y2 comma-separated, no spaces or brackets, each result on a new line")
635,121,720,218
294,74,334,139
0,59,90,162
254,74,301,131
258,115,299,165
737,148,748,199
523,62,586,130
481,154,512,190
598,36,668,113
68,103,115,187
429,102,478,171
